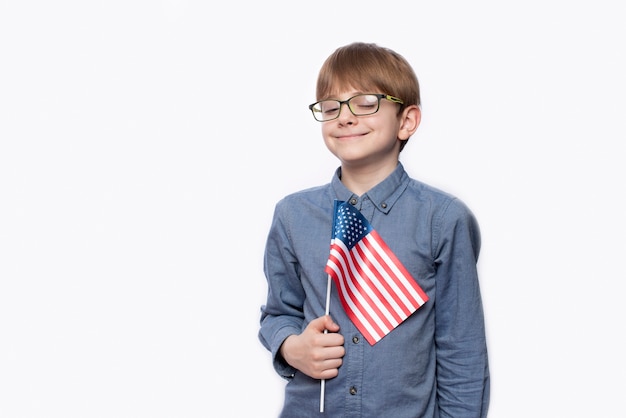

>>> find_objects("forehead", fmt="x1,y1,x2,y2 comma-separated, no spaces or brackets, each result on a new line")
325,84,378,100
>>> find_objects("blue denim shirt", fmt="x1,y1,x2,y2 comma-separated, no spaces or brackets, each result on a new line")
259,163,490,418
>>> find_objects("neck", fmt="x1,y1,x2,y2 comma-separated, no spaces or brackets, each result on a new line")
340,161,398,196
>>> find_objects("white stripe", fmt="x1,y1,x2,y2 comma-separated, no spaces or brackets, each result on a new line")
328,243,389,338
357,238,418,313
340,246,394,333
326,257,383,341
364,235,427,306
351,241,403,324
329,245,390,334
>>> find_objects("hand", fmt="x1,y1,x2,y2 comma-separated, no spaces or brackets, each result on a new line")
280,315,345,380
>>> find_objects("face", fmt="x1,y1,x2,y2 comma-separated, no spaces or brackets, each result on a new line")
320,89,407,170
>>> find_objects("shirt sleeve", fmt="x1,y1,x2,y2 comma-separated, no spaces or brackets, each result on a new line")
258,200,305,379
433,197,490,417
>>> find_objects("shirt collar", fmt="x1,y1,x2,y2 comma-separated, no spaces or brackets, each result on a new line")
330,162,410,215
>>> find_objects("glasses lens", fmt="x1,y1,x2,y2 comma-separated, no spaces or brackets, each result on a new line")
312,100,341,121
349,94,380,116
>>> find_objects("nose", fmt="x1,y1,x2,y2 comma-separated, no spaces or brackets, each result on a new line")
337,102,356,123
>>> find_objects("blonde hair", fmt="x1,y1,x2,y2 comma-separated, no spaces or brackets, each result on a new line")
316,42,420,108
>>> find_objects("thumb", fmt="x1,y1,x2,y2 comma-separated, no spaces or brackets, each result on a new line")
321,314,340,333
308,315,339,334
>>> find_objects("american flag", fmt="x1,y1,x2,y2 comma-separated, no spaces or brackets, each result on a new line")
324,200,429,345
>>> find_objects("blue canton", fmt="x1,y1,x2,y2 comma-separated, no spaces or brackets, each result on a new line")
332,201,372,250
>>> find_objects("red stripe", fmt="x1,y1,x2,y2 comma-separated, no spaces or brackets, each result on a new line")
351,241,405,323
327,244,387,336
344,247,395,331
326,244,386,342
358,235,416,316
333,267,380,345
365,231,429,306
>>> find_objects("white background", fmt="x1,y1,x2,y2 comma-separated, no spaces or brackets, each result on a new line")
1,1,625,417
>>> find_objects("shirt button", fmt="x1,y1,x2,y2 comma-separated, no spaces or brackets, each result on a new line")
349,198,357,205
349,386,358,395
381,202,387,208
352,336,360,344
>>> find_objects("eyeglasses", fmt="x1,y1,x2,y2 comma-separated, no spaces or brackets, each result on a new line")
308,93,404,122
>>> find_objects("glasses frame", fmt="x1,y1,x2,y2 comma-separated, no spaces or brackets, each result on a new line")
308,93,404,122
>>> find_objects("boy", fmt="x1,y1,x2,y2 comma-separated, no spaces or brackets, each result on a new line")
259,42,490,417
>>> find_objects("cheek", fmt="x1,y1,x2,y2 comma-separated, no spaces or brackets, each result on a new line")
320,126,337,153
322,135,334,151
321,125,333,141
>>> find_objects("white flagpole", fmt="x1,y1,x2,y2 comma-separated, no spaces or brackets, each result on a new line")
320,274,332,413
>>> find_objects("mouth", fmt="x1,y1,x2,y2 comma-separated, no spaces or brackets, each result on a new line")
336,132,367,140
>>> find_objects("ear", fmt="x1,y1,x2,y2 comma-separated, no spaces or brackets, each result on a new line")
398,105,421,140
